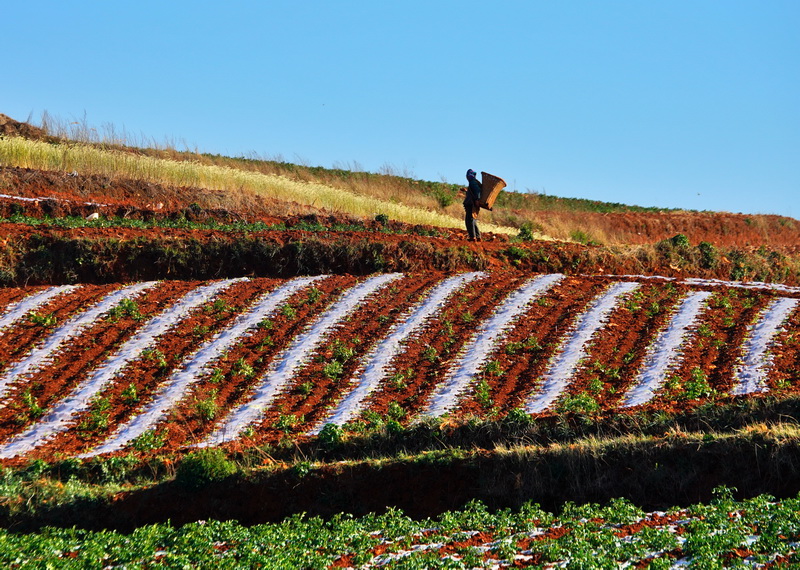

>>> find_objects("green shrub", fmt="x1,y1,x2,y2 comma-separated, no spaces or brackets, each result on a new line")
317,423,344,446
570,229,600,246
175,448,236,489
130,429,167,452
505,245,529,261
422,345,438,363
556,392,600,415
682,367,716,400
483,360,504,377
28,312,57,327
107,298,143,322
208,368,225,383
121,383,139,406
516,222,539,242
323,360,344,379
475,378,493,409
21,389,44,419
332,340,355,363
387,401,406,421
193,390,219,422
233,357,255,379
503,407,532,425
670,233,690,248
275,413,303,433
698,241,718,269
305,287,322,304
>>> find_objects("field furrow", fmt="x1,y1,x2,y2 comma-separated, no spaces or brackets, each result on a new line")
0,285,78,331
622,291,714,407
455,277,611,417
203,273,403,445
312,271,486,432
0,282,158,398
254,273,443,442
732,297,799,395
524,281,641,413
81,276,327,457
0,279,245,458
0,285,118,382
0,271,794,460
420,274,565,418
44,278,279,457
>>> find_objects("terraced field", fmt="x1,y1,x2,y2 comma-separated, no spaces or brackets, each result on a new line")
2,119,800,566
0,272,797,462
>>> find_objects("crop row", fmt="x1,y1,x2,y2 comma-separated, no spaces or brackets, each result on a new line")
1,489,798,568
0,272,798,459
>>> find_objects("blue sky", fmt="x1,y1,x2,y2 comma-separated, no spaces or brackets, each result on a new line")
3,1,798,217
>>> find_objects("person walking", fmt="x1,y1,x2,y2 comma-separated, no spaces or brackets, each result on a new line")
462,168,482,241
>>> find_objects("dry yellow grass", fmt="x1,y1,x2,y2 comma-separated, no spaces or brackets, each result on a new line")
0,136,519,235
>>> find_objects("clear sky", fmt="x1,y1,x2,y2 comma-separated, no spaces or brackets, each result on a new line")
3,1,798,217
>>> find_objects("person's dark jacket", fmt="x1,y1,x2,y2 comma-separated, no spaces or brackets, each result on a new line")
463,177,482,207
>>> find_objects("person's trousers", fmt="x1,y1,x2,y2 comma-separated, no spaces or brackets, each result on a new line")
464,205,480,240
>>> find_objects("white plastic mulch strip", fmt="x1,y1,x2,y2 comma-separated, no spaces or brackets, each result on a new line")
0,279,246,459
0,285,79,332
681,277,800,295
525,281,640,413
0,281,158,400
0,193,110,207
421,273,565,419
309,271,486,433
80,275,326,458
0,193,44,203
202,273,404,446
602,274,800,295
731,297,799,395
621,291,714,407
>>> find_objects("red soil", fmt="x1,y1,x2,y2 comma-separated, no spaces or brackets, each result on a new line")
0,282,197,442
0,272,797,463
4,164,800,251
161,275,357,449
527,208,800,249
456,276,610,417
248,273,444,444
0,286,34,311
556,282,685,408
0,284,121,385
39,279,274,458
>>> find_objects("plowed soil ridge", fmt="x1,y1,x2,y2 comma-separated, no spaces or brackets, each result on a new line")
0,272,798,461
0,282,158,399
622,291,714,407
422,274,566,418
0,279,246,458
203,273,404,446
525,281,642,413
311,271,487,432
732,297,800,395
81,276,327,457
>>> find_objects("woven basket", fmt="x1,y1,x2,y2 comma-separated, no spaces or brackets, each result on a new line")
479,172,506,210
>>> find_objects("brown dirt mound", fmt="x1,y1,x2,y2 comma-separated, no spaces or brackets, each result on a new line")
0,114,54,142
519,208,800,250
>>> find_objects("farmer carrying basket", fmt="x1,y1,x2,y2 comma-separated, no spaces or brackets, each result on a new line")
459,169,507,242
